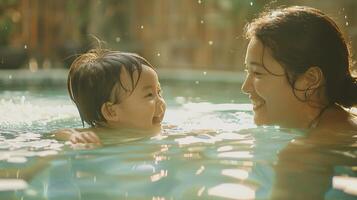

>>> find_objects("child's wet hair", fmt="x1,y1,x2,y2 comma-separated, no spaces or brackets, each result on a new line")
68,48,155,127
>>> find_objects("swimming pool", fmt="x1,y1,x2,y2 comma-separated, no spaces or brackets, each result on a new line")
0,70,356,200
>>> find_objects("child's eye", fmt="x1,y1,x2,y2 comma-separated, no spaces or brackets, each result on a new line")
158,89,163,97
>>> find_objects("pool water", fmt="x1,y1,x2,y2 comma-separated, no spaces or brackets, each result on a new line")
0,81,357,200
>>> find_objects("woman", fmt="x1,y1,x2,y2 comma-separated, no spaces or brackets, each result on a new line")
242,6,357,132
242,6,357,200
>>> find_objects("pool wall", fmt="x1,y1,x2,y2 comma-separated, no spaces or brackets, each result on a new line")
0,69,246,87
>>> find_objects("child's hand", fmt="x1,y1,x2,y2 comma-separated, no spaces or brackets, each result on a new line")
69,131,101,144
53,128,101,144
70,142,101,150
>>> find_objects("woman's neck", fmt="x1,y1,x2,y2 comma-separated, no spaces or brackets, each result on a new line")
284,103,328,129
307,104,330,129
311,104,357,131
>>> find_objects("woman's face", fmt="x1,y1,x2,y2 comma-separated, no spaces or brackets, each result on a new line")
241,37,307,128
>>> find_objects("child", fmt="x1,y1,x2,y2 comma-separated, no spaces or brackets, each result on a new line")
55,49,166,144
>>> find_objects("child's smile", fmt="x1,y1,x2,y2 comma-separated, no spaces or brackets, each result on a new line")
109,65,166,132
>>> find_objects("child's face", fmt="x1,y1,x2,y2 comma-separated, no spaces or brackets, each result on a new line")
109,65,166,132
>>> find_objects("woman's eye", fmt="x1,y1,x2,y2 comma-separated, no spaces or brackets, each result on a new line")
245,69,263,76
253,71,263,76
145,93,153,98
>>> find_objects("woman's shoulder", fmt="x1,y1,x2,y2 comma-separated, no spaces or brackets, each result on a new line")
326,106,357,131
308,108,357,143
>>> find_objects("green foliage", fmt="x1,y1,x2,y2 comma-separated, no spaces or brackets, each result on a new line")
0,0,19,46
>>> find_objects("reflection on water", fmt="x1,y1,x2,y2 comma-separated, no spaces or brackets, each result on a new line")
0,89,356,200
333,176,357,196
0,179,28,191
208,183,256,199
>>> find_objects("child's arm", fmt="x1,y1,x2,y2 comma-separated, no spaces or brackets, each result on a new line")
53,128,101,144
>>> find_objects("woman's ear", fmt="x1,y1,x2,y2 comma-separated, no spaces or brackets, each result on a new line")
101,102,119,122
304,66,324,88
295,66,324,90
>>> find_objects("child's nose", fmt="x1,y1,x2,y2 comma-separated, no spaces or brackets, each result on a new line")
156,97,166,114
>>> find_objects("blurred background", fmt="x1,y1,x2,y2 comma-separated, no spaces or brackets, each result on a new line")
0,0,356,72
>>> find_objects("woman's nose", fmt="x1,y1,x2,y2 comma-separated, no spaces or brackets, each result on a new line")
241,74,252,94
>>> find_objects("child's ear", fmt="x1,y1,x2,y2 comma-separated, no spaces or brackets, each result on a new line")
295,66,324,90
101,102,119,122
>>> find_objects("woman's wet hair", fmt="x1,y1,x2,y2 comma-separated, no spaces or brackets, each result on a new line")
244,6,357,108
68,49,155,127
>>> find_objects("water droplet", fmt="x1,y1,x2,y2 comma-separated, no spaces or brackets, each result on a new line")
175,96,186,104
346,22,349,26
208,41,213,45
157,53,161,57
140,25,144,29
345,15,348,19
198,186,205,196
115,37,121,42
21,96,26,104
43,59,51,69
24,45,27,49
29,58,38,72
8,75,12,79
200,20,204,24
203,71,207,75
250,2,253,6
195,81,200,84
198,0,202,4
